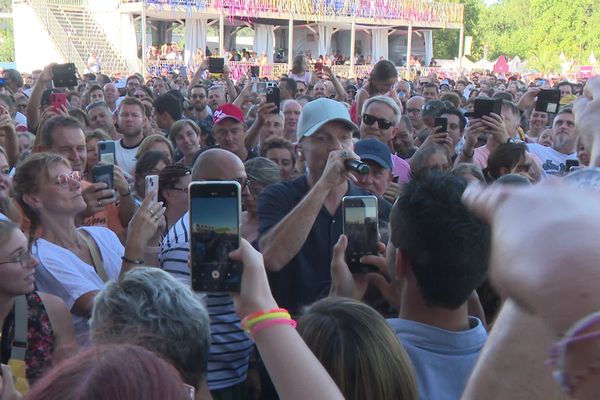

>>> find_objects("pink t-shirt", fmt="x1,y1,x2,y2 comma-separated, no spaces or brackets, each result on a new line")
473,146,490,169
392,154,411,184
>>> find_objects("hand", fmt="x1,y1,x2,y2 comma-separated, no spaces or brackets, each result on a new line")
112,165,129,196
229,239,278,319
419,130,453,154
383,181,400,204
40,63,56,84
574,77,600,165
223,64,231,80
255,101,278,127
317,149,359,189
127,192,165,246
517,87,541,111
464,118,485,149
481,112,509,143
80,182,115,217
462,182,600,334
322,65,333,80
0,364,22,400
0,106,15,134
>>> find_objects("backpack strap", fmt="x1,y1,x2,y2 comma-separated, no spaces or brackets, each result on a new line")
79,230,108,282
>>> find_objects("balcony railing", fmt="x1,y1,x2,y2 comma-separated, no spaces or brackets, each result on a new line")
120,0,463,25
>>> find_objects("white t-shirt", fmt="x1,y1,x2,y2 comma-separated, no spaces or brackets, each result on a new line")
114,138,141,175
527,143,577,175
33,226,124,343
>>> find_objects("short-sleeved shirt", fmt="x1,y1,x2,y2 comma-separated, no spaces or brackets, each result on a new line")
114,138,141,175
392,154,411,184
527,143,577,175
388,317,487,400
159,215,253,391
257,176,391,314
472,145,490,169
33,226,124,343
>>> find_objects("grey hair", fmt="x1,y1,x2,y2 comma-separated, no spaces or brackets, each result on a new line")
451,163,485,183
90,267,211,389
362,95,402,126
245,156,281,186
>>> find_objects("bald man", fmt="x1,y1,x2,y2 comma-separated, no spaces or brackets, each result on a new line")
282,99,302,142
406,96,426,134
159,148,252,398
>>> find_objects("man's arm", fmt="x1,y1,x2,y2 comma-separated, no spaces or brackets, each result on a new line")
323,66,346,101
259,149,352,272
189,59,209,88
27,64,55,133
258,180,330,271
244,102,277,150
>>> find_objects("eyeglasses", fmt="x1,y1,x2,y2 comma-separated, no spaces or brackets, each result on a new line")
0,251,32,268
362,114,393,130
407,108,421,114
55,171,81,189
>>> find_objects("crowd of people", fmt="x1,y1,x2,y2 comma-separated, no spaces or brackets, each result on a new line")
0,51,599,400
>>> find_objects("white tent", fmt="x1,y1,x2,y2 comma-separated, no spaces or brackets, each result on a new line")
474,58,495,70
508,56,528,73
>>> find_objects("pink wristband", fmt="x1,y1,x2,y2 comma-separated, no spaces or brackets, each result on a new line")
250,318,297,340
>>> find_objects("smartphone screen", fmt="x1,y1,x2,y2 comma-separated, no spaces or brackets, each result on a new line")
343,196,379,274
190,181,242,292
145,175,159,202
92,164,114,191
98,141,116,165
266,86,280,113
434,117,448,133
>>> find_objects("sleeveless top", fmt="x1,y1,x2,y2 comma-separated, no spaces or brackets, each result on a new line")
0,292,55,383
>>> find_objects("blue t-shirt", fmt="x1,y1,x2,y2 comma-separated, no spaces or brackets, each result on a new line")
257,175,391,314
388,317,487,400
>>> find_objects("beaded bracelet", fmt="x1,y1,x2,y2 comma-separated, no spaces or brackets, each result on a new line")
244,312,291,333
250,318,297,340
549,310,600,395
241,308,288,329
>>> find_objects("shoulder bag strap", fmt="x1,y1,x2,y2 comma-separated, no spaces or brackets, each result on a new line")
78,230,109,283
11,295,27,360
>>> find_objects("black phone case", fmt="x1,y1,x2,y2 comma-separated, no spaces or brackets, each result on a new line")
434,117,448,133
266,86,280,113
52,63,78,88
535,89,561,113
208,58,225,74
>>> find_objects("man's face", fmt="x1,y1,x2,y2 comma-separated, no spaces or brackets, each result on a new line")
88,107,114,132
406,97,425,130
356,160,391,196
89,89,104,104
265,147,295,181
552,112,577,149
397,81,410,98
440,113,462,146
392,120,414,156
278,81,291,100
360,101,396,143
455,82,465,94
283,102,301,135
300,121,354,179
154,80,167,96
126,77,141,91
213,119,246,157
14,93,28,115
295,82,306,97
48,127,87,174
530,110,548,131
208,88,226,110
559,84,572,98
422,86,438,102
259,114,284,145
190,87,207,111
117,104,145,138
103,84,119,103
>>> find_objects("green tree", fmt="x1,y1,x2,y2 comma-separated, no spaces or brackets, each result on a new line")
433,0,484,60
0,0,13,62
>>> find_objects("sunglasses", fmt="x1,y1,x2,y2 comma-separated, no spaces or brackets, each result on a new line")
362,114,393,130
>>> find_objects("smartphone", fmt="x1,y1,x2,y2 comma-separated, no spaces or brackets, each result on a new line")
97,141,116,165
189,181,242,292
468,98,503,118
535,89,561,114
208,58,225,74
92,164,114,191
52,63,78,87
253,82,267,94
250,65,260,78
266,86,280,113
50,93,68,112
434,117,448,133
315,62,323,73
145,174,159,202
565,159,580,173
0,78,5,87
342,195,379,274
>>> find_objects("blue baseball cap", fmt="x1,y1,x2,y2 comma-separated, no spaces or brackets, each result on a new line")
354,138,392,170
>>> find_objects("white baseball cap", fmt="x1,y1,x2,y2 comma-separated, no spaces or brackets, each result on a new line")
296,98,358,141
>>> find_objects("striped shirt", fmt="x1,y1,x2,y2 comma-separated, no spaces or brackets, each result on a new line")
160,213,253,390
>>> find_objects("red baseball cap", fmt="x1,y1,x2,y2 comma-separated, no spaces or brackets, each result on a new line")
213,103,245,125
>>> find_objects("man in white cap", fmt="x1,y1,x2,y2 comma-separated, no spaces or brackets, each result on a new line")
257,98,391,314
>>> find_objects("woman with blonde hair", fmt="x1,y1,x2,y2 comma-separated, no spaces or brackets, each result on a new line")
298,297,418,400
135,134,174,164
